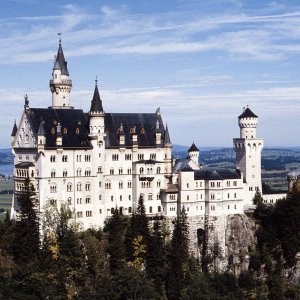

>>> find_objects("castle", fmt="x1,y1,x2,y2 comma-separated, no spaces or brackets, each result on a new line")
10,40,283,230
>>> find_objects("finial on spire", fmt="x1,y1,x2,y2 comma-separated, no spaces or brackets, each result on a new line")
24,94,29,107
95,76,98,86
57,32,62,45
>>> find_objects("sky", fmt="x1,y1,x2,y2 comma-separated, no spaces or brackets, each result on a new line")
1,0,300,149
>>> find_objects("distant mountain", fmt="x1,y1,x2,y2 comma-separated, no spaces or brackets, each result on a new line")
0,149,13,165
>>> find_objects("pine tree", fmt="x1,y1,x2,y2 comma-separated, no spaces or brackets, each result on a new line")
104,206,127,273
12,178,40,262
166,208,190,300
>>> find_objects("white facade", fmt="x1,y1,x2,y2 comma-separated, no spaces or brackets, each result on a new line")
11,41,267,230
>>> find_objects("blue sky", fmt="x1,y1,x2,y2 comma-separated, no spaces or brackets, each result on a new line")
1,0,300,149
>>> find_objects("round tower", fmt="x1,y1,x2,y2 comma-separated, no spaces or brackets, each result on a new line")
233,106,264,207
50,37,73,108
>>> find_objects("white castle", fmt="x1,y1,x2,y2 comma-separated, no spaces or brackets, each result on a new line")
10,40,282,229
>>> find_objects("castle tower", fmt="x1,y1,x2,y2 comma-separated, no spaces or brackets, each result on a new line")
49,37,73,108
89,79,105,138
233,106,264,206
188,142,200,166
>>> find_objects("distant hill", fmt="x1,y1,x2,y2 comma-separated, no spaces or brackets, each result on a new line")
0,149,13,165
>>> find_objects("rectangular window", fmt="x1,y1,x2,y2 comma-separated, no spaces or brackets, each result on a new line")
86,211,92,217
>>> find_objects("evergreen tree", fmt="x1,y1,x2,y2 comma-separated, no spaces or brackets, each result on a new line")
125,195,150,263
146,219,167,294
166,208,190,300
104,206,127,273
12,178,40,262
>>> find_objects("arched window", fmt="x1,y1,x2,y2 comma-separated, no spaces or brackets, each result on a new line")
139,167,144,174
119,181,123,189
148,193,153,200
157,167,161,174
157,180,161,188
67,183,72,192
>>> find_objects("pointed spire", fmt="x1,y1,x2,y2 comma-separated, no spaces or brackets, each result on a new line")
90,78,103,113
11,120,18,137
55,33,69,76
188,142,199,152
164,124,171,145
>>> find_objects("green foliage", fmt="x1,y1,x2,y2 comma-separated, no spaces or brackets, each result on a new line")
12,178,40,262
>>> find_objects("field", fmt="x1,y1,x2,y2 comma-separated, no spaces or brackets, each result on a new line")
0,179,13,221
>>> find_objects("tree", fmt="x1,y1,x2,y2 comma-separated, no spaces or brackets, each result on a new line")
104,206,127,273
166,208,190,300
12,178,40,262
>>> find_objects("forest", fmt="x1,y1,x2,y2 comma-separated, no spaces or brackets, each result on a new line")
1,179,300,299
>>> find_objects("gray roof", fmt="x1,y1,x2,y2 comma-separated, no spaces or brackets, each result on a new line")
55,42,69,76
188,142,199,152
194,168,241,180
164,124,171,145
173,158,194,173
15,162,34,168
11,122,18,137
26,108,92,149
104,113,169,148
90,84,103,113
239,107,257,119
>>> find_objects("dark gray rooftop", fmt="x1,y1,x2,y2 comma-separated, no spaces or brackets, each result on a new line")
194,168,241,180
238,107,257,119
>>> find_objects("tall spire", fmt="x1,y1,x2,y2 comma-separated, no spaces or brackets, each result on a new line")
164,124,171,145
50,35,73,108
55,33,69,76
90,78,103,113
11,120,18,137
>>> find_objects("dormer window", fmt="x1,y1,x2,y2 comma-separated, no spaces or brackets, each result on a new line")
63,128,67,134
51,127,55,134
76,127,80,134
141,127,145,134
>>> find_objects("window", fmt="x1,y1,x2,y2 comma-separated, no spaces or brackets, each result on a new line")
63,170,68,177
76,169,82,176
158,206,161,213
139,167,144,175
98,166,102,173
51,170,56,178
50,184,57,193
217,182,221,187
77,198,82,204
228,205,230,209
148,193,153,200
125,154,132,160
149,206,153,213
234,204,237,209
68,197,72,205
85,183,91,191
119,168,123,175
111,196,114,201
105,182,111,189
120,195,122,201
86,197,91,204
187,183,189,188
210,182,215,187
157,194,160,200
110,168,114,175
99,209,102,214
128,168,132,175
85,155,91,162
128,207,132,213
227,181,230,187
211,205,215,211
67,183,72,192
119,181,123,189
157,180,161,188
187,195,189,200
50,199,57,206
233,181,237,186
76,155,81,162
228,193,230,199
77,211,83,218
234,193,237,198
85,169,91,177
112,154,119,161
128,195,131,201
50,155,56,162
138,154,144,160
150,153,156,160
25,134,29,144
128,181,132,188
77,183,82,191
210,193,215,200
86,211,92,217
62,155,68,162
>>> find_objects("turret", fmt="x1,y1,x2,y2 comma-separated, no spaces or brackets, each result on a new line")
119,123,125,146
188,142,199,165
233,106,264,207
238,106,258,139
50,37,73,109
56,123,62,147
37,120,46,152
89,79,105,138
155,119,162,145
164,124,171,147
